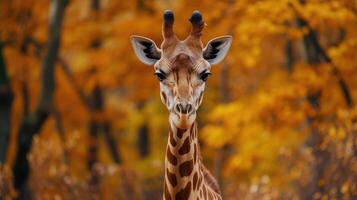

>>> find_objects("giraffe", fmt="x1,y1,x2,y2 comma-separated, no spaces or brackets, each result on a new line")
130,10,232,200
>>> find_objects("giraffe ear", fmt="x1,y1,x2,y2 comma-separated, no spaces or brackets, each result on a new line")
130,35,161,65
203,36,232,65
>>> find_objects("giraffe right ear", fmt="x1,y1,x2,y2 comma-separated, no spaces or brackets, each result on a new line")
130,35,161,65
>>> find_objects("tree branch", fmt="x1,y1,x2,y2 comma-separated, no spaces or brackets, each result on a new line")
290,3,353,108
0,42,14,163
13,0,68,194
37,0,68,111
57,58,90,106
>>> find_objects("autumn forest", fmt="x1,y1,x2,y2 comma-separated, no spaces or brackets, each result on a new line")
0,0,356,199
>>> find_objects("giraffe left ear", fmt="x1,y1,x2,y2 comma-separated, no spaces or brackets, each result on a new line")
203,36,232,65
130,35,161,65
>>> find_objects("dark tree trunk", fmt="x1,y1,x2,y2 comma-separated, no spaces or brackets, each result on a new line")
87,0,102,191
91,0,100,11
213,26,235,196
137,123,149,158
294,3,353,108
284,38,294,72
0,42,14,163
103,122,121,164
87,85,102,188
296,16,325,199
294,13,353,199
136,102,150,159
290,2,354,198
86,0,102,191
87,84,122,189
213,63,230,183
58,57,122,165
285,5,353,197
12,0,67,196
21,79,29,117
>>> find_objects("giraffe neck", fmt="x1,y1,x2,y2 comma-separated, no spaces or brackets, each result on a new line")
163,120,222,200
164,120,200,199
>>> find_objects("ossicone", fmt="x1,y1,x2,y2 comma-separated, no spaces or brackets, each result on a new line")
189,10,204,38
163,10,175,39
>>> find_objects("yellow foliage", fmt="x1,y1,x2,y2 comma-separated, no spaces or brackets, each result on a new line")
1,0,356,199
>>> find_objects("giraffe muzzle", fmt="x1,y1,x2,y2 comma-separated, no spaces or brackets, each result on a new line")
174,102,194,115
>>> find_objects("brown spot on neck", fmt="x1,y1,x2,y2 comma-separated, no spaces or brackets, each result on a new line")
178,137,190,155
175,181,192,200
169,128,177,147
177,128,186,139
166,147,177,165
179,160,194,177
166,169,177,187
164,181,172,200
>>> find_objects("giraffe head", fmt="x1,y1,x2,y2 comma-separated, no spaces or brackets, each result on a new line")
131,10,232,129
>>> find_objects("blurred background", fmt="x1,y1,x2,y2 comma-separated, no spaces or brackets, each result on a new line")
0,0,356,199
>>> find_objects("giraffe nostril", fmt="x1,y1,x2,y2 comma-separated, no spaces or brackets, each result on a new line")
175,104,181,114
175,103,194,114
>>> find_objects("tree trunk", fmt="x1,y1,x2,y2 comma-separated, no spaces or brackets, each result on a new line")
103,122,121,164
87,85,102,189
295,15,324,199
87,84,122,190
286,8,353,197
213,24,235,196
290,1,353,197
284,38,294,72
0,42,14,163
12,0,67,196
213,63,230,181
58,56,122,166
137,123,149,158
136,102,150,159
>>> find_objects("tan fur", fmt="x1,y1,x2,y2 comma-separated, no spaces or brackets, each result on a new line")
131,10,232,200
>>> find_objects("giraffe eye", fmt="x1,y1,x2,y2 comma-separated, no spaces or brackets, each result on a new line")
199,71,211,82
154,72,167,81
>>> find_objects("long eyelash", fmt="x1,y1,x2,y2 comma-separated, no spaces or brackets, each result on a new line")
199,70,211,76
154,68,168,80
154,72,166,81
158,69,167,76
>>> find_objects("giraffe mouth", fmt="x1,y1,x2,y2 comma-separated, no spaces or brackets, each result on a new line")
170,110,196,129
